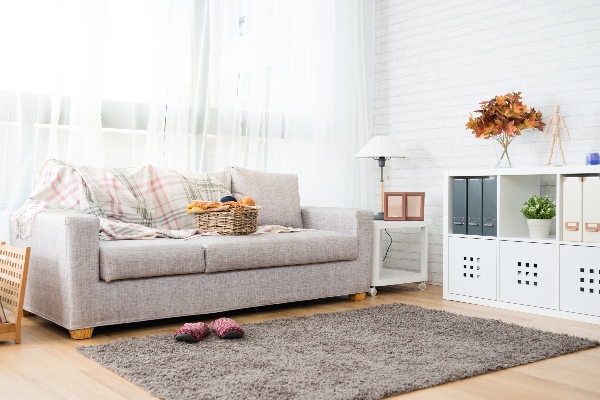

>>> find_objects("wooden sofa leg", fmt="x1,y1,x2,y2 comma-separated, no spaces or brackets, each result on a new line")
348,293,366,301
22,310,34,317
69,328,94,340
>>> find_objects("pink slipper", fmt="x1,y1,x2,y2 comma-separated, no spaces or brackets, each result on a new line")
211,317,244,339
174,322,210,342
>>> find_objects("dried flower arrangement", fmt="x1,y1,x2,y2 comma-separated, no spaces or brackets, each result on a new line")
465,92,545,167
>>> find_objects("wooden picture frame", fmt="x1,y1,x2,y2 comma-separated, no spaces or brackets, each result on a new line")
384,192,407,221
384,192,425,221
405,192,425,221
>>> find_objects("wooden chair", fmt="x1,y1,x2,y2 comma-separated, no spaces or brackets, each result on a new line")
0,242,31,344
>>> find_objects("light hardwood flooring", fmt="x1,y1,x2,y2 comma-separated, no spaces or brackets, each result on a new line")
2,284,600,399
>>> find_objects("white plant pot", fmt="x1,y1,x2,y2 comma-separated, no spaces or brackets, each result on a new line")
527,219,552,239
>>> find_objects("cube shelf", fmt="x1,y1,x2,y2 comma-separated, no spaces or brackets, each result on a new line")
443,166,600,325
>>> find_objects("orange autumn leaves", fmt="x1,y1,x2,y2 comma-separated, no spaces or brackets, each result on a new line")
466,92,545,139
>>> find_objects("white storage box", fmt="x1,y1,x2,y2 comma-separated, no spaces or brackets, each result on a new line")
499,241,558,310
448,237,497,300
583,176,600,244
562,176,583,242
560,244,600,317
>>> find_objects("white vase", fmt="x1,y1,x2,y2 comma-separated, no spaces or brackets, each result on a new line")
526,219,552,239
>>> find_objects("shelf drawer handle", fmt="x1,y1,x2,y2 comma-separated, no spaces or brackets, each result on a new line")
453,217,464,225
483,218,495,227
565,222,579,231
585,222,599,232
468,218,480,226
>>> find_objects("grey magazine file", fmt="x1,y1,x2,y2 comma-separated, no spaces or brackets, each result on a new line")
482,177,497,237
467,178,483,236
452,178,467,234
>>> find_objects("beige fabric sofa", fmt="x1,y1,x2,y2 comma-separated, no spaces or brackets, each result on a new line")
11,166,373,339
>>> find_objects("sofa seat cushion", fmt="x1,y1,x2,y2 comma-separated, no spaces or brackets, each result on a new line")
99,239,205,282
195,230,358,273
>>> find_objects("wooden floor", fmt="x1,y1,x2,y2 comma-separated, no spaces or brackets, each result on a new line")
2,284,600,399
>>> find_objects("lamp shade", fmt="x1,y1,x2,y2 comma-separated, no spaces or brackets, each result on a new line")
354,135,407,158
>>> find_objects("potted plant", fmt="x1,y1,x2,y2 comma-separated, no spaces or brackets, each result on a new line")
465,92,545,167
520,195,556,239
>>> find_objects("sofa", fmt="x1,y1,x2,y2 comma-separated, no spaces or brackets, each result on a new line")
11,165,373,339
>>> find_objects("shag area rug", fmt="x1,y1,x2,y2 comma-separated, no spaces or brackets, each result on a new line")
77,303,598,400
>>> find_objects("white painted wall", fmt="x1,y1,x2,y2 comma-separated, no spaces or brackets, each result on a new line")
374,0,600,285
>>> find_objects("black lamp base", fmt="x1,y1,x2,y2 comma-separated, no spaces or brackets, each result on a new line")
374,212,384,220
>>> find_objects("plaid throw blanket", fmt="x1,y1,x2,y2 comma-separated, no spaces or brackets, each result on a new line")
12,159,231,240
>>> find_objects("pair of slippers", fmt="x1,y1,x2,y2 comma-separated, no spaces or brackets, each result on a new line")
174,317,244,342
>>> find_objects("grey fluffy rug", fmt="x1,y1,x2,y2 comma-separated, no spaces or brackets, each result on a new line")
77,303,598,400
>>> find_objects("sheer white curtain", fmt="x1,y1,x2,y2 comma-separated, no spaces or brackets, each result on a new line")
0,0,374,240
0,0,201,238
143,0,202,171
204,0,374,208
0,0,109,238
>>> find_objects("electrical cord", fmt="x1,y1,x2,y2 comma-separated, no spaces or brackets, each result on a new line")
383,228,392,261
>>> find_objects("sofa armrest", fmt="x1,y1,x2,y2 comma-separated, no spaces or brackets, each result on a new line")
301,206,373,236
10,212,100,328
301,207,373,278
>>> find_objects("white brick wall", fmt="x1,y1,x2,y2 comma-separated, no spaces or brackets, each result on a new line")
374,0,600,285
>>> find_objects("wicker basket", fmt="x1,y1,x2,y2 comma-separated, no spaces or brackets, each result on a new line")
194,207,259,235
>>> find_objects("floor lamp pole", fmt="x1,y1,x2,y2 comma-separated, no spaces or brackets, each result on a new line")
375,157,386,220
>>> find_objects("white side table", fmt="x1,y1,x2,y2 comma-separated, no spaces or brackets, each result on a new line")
370,220,429,296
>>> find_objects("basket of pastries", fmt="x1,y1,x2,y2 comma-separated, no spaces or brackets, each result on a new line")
186,196,260,235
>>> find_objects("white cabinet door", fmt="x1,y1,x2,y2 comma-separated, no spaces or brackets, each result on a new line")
560,245,600,317
499,241,558,309
448,237,497,300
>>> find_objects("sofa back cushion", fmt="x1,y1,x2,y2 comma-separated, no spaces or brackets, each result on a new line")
226,166,303,228
208,171,231,193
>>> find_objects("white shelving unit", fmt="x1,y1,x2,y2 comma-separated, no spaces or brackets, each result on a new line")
443,166,600,325
371,220,428,296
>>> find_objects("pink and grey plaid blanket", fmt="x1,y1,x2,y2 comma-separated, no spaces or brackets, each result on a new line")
12,159,231,240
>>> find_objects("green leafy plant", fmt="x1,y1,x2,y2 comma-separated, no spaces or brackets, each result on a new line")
520,195,556,219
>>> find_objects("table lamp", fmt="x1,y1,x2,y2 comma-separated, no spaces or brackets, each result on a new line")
355,135,407,220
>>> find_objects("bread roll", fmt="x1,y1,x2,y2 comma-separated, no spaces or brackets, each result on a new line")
239,196,255,206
